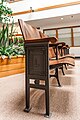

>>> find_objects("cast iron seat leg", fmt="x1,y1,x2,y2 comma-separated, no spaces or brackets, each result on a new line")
55,68,61,87
44,78,51,117
61,65,65,75
65,64,67,70
24,78,31,112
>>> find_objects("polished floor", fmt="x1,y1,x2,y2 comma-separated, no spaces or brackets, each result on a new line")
0,59,80,120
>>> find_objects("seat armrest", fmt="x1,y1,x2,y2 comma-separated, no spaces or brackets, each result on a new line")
62,45,70,49
24,37,57,43
49,42,65,47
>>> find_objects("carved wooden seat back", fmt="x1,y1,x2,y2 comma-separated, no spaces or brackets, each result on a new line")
39,31,56,58
18,19,57,59
18,19,41,40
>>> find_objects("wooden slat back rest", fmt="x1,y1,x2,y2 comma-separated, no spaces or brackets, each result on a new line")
18,19,56,59
39,31,56,58
49,47,56,58
39,31,48,38
18,19,41,40
39,31,58,44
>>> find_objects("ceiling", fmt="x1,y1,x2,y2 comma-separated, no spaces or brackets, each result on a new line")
26,13,80,28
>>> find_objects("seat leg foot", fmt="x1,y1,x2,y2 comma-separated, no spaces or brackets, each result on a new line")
24,107,32,113
44,113,52,118
58,84,61,87
56,77,61,87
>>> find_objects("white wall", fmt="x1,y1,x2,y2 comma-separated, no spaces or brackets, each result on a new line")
70,47,80,57
7,0,80,23
11,4,80,23
9,0,78,13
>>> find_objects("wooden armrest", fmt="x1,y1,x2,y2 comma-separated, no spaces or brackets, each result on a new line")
62,45,70,49
62,46,68,49
66,45,70,48
48,36,58,43
24,37,57,43
49,42,65,47
55,42,66,46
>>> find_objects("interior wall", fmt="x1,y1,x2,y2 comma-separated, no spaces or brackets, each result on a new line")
9,0,79,13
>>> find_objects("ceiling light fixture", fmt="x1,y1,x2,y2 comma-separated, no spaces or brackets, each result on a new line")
61,17,63,20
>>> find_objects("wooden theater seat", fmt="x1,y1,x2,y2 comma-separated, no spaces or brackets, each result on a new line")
18,19,75,117
39,30,75,60
39,30,75,75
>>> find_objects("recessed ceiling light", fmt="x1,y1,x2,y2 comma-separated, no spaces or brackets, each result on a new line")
61,17,63,20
